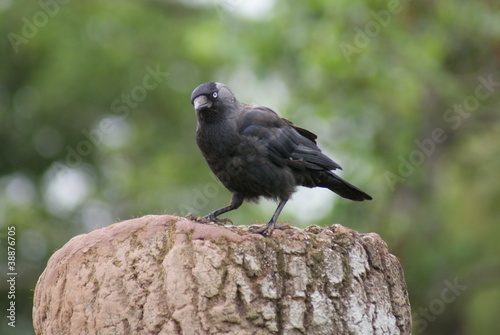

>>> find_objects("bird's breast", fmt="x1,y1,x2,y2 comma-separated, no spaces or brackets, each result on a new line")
196,121,296,200
196,122,239,158
196,122,265,173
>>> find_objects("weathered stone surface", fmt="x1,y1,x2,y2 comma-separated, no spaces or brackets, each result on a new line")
33,215,411,335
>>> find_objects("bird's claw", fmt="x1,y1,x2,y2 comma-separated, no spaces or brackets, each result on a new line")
185,214,233,225
251,222,288,236
203,215,233,226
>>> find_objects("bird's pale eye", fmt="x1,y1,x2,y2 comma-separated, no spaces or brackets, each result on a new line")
212,92,218,99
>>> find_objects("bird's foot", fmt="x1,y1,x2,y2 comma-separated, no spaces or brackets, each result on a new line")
203,215,233,226
185,214,232,225
251,222,288,236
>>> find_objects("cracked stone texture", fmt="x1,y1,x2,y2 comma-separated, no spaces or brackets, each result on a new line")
33,215,411,335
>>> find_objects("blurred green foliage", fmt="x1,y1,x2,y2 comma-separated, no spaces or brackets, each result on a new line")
1,0,499,334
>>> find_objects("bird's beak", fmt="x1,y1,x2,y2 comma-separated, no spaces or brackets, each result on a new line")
193,95,212,111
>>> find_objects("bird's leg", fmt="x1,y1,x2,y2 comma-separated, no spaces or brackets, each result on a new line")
258,199,288,236
203,193,243,225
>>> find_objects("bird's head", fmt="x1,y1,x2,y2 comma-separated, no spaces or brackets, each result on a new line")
190,82,238,116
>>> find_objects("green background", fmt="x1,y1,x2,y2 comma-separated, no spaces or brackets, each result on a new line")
1,0,499,334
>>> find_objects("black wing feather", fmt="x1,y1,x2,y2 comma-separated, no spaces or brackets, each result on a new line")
238,105,342,171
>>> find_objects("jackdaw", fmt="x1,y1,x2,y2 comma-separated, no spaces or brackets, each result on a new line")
191,82,372,234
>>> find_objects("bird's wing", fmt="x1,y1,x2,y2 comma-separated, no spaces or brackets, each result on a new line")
238,105,342,171
281,117,317,144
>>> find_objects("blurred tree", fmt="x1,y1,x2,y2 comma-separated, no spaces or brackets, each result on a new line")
0,0,499,334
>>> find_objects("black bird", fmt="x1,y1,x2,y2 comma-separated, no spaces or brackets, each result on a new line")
191,82,372,234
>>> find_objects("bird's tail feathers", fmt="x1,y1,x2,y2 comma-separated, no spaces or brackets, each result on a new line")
317,172,372,201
